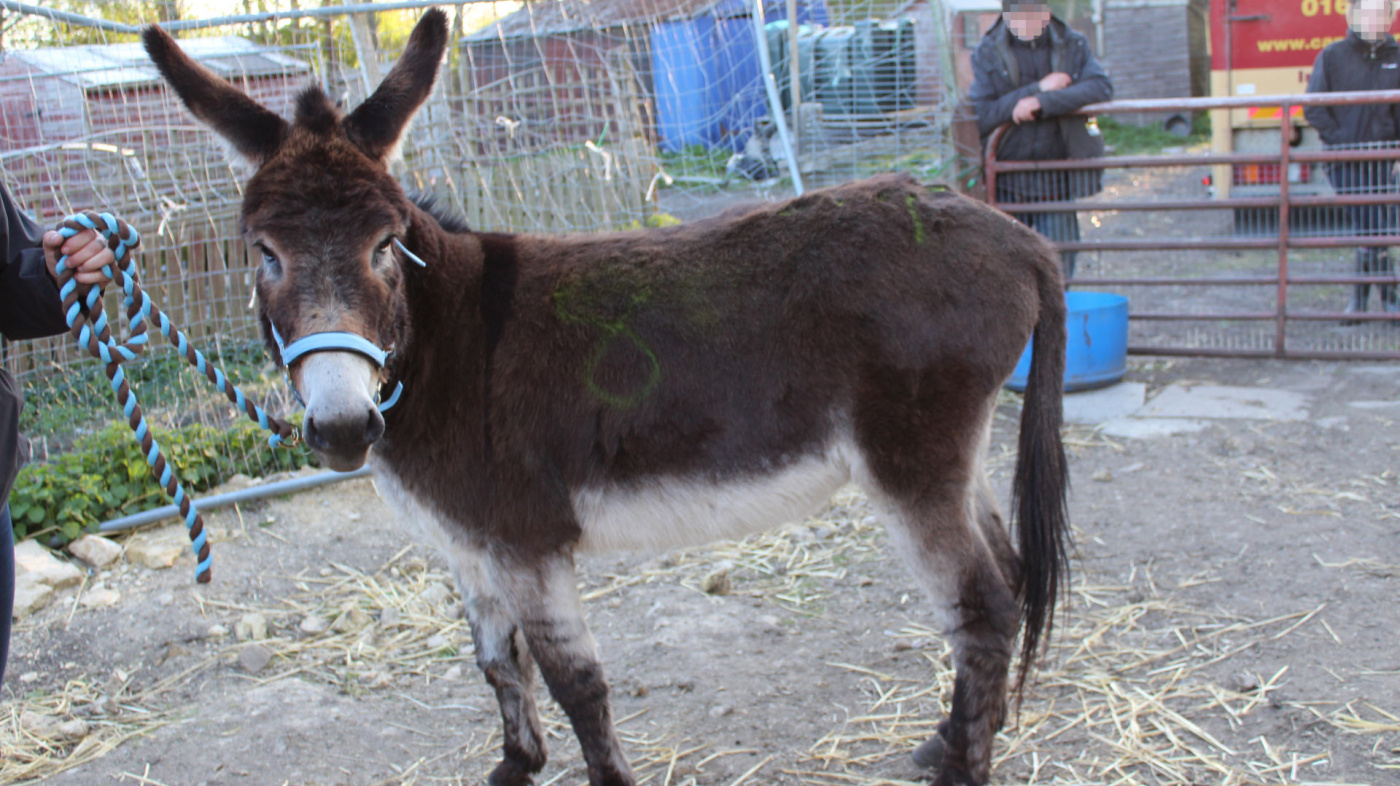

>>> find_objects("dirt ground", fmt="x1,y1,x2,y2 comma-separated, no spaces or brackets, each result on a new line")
3,354,1398,786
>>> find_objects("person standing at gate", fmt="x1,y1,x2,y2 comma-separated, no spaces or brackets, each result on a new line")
1305,0,1400,320
2,181,117,688
970,0,1113,279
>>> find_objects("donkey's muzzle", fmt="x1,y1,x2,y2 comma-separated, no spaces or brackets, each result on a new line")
296,352,385,470
304,406,384,468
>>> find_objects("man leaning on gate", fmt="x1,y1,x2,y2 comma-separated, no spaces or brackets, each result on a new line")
1305,0,1400,320
970,1,1113,280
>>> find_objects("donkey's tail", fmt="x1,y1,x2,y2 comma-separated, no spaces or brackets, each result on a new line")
1011,257,1070,698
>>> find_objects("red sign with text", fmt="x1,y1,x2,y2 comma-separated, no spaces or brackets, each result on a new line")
1211,0,1400,71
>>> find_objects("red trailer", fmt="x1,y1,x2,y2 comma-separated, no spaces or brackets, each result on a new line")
1209,0,1399,200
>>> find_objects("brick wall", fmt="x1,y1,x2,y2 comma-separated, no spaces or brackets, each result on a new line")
1103,0,1208,127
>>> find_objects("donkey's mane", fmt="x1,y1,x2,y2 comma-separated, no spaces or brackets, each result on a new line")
407,190,472,234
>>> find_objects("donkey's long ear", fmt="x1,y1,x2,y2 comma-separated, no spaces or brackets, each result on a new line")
142,24,289,168
342,8,449,163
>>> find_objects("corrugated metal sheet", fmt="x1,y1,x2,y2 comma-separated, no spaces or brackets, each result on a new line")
11,37,308,89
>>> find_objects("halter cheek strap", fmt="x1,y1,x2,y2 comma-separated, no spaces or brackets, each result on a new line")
269,322,404,413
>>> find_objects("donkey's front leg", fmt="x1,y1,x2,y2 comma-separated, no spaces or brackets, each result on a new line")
455,558,548,785
518,553,635,786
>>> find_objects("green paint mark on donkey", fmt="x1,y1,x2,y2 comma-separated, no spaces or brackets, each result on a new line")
552,268,663,410
907,194,927,246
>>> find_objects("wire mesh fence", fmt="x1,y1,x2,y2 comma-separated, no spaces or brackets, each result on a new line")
2,0,962,534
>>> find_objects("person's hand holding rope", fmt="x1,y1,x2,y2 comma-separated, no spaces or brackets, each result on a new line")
41,226,115,289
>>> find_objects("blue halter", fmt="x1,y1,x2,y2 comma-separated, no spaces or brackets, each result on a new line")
270,322,403,412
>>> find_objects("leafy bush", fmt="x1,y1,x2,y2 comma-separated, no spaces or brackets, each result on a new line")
8,418,316,545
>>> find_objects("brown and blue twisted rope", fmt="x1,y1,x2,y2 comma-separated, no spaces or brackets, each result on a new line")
54,211,298,583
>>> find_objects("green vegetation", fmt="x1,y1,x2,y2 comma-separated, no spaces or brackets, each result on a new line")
659,146,733,183
623,213,684,230
1098,114,1211,156
8,416,316,546
20,340,270,440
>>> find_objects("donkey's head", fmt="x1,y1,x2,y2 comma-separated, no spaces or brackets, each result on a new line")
144,10,448,470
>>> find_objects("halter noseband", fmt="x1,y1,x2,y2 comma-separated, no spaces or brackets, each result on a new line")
266,236,425,414
270,322,404,413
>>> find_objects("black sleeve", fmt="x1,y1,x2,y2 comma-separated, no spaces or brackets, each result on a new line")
1037,42,1114,118
1303,50,1341,145
970,50,1044,138
0,184,68,341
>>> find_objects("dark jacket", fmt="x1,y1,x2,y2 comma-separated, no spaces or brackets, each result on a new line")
970,17,1113,161
1,183,68,505
1304,31,1400,147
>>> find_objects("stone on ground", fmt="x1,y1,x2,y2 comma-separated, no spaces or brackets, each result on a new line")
79,588,121,608
13,573,54,617
125,526,188,569
238,644,273,674
14,539,84,589
236,612,269,641
68,534,122,569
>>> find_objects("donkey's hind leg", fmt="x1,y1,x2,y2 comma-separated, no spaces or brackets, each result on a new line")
516,553,635,786
909,477,1020,776
884,491,1019,786
858,390,1019,786
453,556,548,786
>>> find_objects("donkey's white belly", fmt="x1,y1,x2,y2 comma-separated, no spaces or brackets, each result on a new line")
572,437,859,553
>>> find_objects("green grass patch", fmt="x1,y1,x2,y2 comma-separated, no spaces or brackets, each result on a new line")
659,145,732,183
1098,114,1211,156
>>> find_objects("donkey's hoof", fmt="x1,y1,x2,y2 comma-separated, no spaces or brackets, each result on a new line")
930,766,981,786
487,760,536,786
911,733,946,770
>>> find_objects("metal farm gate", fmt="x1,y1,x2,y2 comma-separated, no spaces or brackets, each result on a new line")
985,91,1400,361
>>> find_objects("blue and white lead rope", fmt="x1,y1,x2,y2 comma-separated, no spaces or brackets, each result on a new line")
54,211,298,583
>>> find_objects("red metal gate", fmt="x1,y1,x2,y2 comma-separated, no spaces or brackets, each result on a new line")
984,91,1400,360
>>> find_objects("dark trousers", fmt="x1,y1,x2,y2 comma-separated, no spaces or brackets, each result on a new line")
0,504,12,688
1329,160,1399,235
1329,161,1399,311
997,178,1082,279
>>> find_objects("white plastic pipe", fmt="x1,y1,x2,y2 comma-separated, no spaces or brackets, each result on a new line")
751,0,805,195
98,467,372,533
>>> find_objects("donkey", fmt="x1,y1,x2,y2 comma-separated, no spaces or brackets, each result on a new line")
144,10,1069,786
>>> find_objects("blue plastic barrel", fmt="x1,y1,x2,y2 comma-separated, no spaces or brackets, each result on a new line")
652,19,718,153
1005,291,1129,392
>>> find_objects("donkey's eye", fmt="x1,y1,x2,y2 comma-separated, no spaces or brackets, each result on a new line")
372,237,395,269
256,244,281,274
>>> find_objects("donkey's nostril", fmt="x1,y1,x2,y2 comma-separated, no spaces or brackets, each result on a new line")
304,416,330,451
304,408,381,451
364,408,385,444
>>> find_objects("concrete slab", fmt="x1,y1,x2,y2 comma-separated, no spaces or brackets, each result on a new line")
1347,400,1400,410
1099,417,1209,440
1063,382,1147,425
1134,384,1310,421
1349,365,1400,375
